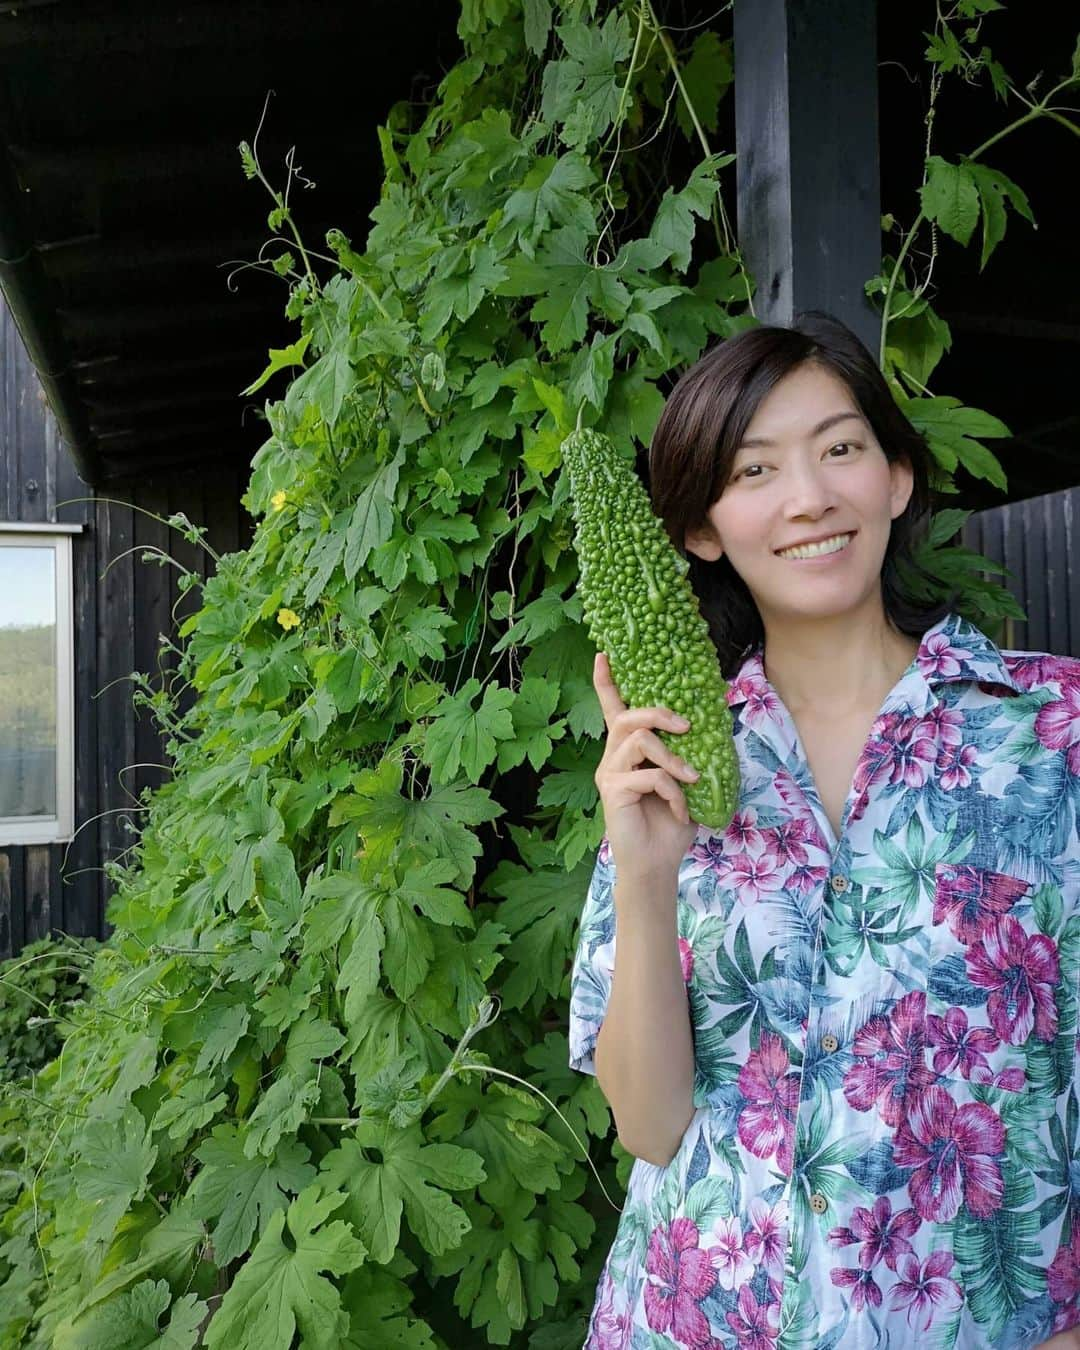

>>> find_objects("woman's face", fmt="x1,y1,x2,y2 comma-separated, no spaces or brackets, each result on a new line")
684,361,915,629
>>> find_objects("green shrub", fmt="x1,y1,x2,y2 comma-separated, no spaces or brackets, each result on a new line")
0,936,97,1085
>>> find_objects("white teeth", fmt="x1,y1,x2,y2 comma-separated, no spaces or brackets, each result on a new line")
777,532,853,560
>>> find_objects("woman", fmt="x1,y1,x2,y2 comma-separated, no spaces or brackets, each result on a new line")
569,314,1080,1349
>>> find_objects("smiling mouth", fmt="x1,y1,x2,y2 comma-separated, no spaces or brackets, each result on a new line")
775,531,856,560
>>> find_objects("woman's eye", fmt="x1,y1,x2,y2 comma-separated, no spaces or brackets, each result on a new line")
734,443,860,481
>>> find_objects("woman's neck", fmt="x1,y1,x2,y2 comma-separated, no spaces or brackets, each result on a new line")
761,613,922,720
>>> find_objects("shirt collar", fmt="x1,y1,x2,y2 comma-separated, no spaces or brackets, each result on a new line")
725,611,1025,712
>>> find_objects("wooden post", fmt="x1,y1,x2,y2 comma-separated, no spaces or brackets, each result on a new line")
734,0,882,357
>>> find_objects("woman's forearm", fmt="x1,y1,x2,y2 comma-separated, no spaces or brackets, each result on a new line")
594,869,696,1166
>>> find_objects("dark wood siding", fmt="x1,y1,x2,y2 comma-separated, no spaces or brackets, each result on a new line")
961,486,1080,659
0,300,253,957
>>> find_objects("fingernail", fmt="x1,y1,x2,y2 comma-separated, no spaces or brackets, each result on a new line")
672,716,690,729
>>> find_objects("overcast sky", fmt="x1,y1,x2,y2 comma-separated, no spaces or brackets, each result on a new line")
0,547,55,630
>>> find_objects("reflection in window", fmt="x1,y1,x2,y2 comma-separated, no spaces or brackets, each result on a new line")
0,546,57,818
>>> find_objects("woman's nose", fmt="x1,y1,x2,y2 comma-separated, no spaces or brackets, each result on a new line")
782,460,835,512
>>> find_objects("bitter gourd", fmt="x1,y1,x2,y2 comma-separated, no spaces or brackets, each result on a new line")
561,426,740,831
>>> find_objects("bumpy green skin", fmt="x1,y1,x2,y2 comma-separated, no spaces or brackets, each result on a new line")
561,427,740,831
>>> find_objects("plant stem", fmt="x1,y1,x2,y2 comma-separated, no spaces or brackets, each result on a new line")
355,277,435,416
645,0,710,163
878,209,926,368
642,0,752,307
966,104,1043,161
881,51,1080,365
453,1060,623,1212
1044,109,1080,140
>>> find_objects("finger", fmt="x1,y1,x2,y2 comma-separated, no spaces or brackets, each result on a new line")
606,767,691,824
609,705,693,753
609,726,700,783
593,651,627,728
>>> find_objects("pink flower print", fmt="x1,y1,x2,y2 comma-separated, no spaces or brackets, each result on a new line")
1007,651,1080,692
830,1265,883,1311
766,816,817,868
678,938,695,984
719,848,786,908
691,826,747,871
925,1006,1001,1083
965,915,1060,1045
826,1196,921,1272
730,662,783,728
723,808,767,855
884,714,940,791
708,1215,755,1291
922,702,964,750
644,1217,716,1346
744,1197,788,1278
936,741,978,790
785,861,830,906
725,1284,780,1349
842,991,936,1127
1034,669,1080,775
737,1031,799,1174
773,767,806,816
1048,1225,1080,1305
893,1085,1005,1223
840,746,888,831
933,864,1029,946
888,1250,964,1331
590,1265,632,1350
917,630,966,681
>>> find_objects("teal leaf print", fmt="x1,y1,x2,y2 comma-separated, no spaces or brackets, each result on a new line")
683,1176,735,1228
845,1140,914,1196
953,1163,1047,1340
928,953,985,1006
996,1293,1056,1349
753,976,811,1038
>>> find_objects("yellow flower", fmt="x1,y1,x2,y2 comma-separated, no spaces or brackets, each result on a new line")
271,489,288,512
277,607,301,631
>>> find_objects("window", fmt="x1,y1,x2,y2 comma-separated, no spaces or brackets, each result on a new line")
0,524,80,846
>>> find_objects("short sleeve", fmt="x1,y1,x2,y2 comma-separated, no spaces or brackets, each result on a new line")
568,837,617,1076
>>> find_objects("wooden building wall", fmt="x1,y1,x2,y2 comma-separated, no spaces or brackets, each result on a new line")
0,302,254,957
961,485,1080,660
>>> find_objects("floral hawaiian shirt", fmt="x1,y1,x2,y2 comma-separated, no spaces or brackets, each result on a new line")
569,611,1080,1350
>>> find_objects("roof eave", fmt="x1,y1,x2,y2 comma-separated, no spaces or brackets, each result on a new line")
0,151,101,487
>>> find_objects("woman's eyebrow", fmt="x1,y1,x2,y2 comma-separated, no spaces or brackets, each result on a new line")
738,410,866,449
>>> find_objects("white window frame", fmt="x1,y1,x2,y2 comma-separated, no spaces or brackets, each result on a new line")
0,522,82,846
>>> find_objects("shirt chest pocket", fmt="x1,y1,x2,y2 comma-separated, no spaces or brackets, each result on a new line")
926,862,1080,1097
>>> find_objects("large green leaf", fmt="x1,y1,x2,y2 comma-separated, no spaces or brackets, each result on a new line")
204,1186,367,1350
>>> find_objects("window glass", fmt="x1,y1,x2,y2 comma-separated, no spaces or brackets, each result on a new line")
0,545,57,818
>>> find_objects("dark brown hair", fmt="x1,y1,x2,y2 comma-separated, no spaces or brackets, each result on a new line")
647,310,964,678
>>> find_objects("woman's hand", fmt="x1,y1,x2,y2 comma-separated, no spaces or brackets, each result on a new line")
592,651,699,881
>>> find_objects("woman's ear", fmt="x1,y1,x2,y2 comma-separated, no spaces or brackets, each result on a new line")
889,453,916,521
684,523,723,562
